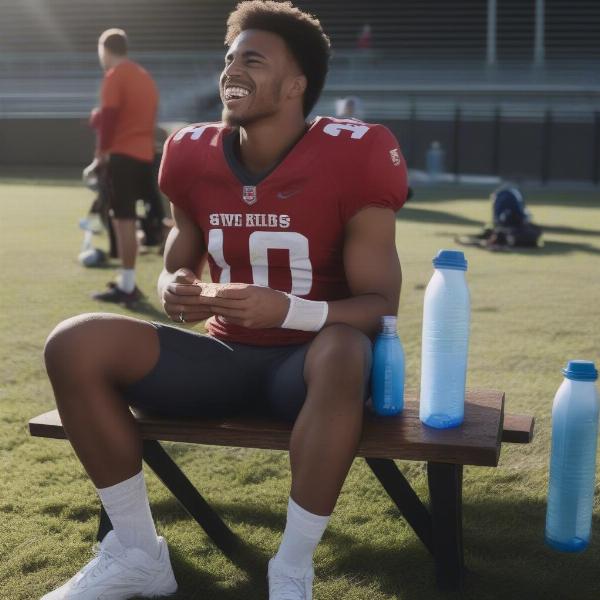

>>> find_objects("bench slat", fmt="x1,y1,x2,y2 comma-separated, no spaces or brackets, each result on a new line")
501,413,535,443
29,389,521,467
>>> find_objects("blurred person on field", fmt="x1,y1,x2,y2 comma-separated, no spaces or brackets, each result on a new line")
455,184,542,250
92,28,163,306
80,107,117,262
335,95,364,120
356,24,372,50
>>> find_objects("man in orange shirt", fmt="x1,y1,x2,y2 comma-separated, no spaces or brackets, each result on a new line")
92,28,161,305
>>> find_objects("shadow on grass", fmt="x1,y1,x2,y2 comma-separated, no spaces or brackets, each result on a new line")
128,497,270,600
400,206,600,245
80,261,117,270
404,201,600,256
410,186,600,209
128,542,268,600
398,206,484,227
167,538,269,600
539,224,600,238
151,497,439,599
153,496,285,533
517,239,600,256
463,498,600,600
525,192,600,209
149,493,600,599
407,185,491,203
452,239,600,257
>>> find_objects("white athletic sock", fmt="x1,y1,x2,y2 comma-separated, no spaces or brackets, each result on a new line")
117,269,136,293
96,471,160,559
273,497,330,573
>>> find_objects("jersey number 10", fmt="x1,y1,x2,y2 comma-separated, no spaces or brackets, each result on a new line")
208,229,313,296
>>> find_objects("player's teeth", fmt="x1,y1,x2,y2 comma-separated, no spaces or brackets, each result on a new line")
226,86,250,99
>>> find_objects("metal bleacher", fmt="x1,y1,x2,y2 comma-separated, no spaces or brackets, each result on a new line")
0,0,599,122
0,51,223,119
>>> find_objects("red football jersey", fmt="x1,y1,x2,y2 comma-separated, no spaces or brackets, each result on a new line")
159,116,408,345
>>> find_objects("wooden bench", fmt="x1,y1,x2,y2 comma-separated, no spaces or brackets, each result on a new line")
29,388,534,592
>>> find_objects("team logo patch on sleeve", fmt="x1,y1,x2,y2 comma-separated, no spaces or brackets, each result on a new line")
242,186,257,205
389,148,401,166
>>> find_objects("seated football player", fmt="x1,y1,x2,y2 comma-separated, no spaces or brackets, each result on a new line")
42,2,408,599
456,184,542,250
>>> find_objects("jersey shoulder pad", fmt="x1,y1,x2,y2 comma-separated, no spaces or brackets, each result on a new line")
169,121,225,147
325,118,408,221
314,116,378,145
159,122,223,206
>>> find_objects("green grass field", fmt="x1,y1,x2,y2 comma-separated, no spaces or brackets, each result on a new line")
1,179,599,599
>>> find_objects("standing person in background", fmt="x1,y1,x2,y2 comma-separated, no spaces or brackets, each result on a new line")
335,95,364,120
82,107,118,261
92,28,162,306
356,24,372,50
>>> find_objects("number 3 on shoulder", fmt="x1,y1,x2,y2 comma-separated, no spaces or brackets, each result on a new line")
323,121,370,140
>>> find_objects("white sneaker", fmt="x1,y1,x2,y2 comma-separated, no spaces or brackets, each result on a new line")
41,531,177,599
268,558,313,600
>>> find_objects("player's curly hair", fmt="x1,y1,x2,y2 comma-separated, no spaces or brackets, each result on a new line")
225,1,331,117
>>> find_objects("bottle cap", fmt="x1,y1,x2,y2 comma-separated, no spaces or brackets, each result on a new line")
432,249,468,271
381,315,397,334
562,360,598,382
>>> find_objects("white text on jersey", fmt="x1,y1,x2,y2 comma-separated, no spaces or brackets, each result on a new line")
209,213,291,229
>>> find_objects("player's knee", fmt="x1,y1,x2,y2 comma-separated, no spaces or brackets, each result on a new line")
309,324,371,379
44,313,105,376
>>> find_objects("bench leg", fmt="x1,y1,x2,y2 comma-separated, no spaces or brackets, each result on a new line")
142,440,239,555
365,458,433,554
427,462,464,592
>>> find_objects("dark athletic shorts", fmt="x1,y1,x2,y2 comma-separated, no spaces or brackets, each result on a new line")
122,323,372,422
106,153,160,220
121,323,313,422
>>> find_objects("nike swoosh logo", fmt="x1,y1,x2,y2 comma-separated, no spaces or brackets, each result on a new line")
277,189,300,200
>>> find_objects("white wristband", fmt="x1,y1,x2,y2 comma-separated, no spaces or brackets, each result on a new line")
281,294,329,332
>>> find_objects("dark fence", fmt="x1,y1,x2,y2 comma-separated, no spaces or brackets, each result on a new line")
1,112,598,185
381,107,600,185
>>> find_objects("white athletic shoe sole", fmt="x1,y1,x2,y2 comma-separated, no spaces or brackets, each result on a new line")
40,531,177,600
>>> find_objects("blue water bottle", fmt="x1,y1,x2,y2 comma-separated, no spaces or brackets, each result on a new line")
419,249,470,429
371,316,405,416
545,360,599,552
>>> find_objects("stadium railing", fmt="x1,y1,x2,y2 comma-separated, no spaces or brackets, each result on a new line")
1,51,598,120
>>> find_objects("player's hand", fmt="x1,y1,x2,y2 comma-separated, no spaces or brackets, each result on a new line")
198,283,290,329
162,268,215,324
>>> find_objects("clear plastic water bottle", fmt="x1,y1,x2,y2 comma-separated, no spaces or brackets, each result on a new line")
545,360,599,552
419,249,470,429
371,316,405,416
426,141,445,182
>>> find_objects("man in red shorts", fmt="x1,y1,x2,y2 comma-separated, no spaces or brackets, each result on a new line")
42,2,408,599
92,28,163,306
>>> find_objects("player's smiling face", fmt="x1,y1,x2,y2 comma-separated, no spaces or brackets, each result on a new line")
220,29,303,127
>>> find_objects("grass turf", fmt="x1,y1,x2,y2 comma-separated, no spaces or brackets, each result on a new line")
0,180,599,599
